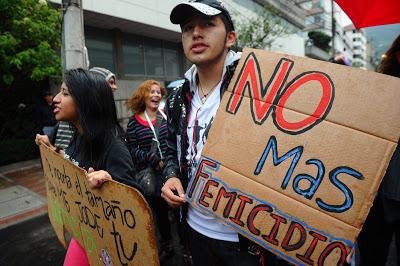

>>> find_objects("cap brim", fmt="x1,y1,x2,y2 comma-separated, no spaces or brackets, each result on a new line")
170,2,222,25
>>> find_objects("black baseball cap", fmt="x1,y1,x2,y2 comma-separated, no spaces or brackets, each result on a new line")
170,0,235,31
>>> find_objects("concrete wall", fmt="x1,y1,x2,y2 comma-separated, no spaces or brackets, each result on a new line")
50,0,181,33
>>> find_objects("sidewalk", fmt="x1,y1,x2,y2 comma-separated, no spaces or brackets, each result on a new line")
0,158,48,229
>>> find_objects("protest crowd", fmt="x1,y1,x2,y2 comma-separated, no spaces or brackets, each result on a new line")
30,0,399,265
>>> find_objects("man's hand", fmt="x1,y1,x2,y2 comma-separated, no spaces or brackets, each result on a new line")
161,177,185,208
87,167,112,189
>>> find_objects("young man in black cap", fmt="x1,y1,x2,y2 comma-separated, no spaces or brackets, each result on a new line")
161,1,263,265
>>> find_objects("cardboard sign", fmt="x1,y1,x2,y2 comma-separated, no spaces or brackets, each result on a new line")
39,144,159,266
187,49,400,265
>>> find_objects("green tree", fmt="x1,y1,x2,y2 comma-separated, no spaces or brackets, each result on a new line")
234,4,290,50
0,0,61,86
308,31,331,52
0,0,61,165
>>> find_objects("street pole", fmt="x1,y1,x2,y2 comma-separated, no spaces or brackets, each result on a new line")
61,0,87,72
331,0,335,58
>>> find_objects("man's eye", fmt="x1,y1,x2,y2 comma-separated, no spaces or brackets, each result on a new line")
183,25,193,32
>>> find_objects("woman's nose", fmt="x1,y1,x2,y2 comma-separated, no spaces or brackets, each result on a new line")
53,92,61,103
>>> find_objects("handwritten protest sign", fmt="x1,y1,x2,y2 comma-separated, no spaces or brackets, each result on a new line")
39,144,158,266
187,49,400,265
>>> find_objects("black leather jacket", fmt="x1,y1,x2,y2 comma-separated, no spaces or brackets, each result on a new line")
162,57,271,256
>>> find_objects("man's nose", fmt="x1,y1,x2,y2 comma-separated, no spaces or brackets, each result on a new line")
192,24,202,37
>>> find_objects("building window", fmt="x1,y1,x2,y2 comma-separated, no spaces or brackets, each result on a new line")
123,35,145,75
144,38,164,76
85,27,115,72
164,43,182,77
122,33,182,78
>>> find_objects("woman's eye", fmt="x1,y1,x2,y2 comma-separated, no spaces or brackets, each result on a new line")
61,89,69,96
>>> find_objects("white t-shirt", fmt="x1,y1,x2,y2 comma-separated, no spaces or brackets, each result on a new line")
185,51,241,242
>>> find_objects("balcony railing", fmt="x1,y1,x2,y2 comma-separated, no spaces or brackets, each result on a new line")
255,0,307,29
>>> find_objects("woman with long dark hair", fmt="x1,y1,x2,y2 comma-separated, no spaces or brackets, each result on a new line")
36,68,139,265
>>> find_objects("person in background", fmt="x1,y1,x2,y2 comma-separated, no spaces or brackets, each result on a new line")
35,68,139,266
160,1,266,265
36,67,117,149
329,54,352,66
357,35,400,266
126,80,174,263
36,90,57,137
89,67,117,92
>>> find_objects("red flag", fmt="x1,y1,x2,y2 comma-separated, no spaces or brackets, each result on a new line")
335,0,400,29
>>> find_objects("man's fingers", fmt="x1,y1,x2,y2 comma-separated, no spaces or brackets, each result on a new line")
161,178,186,208
175,185,185,198
161,193,184,208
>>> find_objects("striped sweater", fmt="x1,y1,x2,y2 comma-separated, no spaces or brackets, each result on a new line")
126,114,168,170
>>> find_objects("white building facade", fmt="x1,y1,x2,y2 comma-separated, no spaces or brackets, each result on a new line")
344,26,368,68
50,0,307,124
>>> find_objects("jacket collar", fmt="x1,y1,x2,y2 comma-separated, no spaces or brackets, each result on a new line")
184,50,242,95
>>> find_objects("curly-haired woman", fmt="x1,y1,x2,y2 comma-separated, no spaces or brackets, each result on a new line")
126,80,173,262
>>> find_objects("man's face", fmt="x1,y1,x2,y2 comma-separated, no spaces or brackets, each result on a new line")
181,15,236,67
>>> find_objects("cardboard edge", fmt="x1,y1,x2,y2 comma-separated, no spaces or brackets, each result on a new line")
354,142,397,228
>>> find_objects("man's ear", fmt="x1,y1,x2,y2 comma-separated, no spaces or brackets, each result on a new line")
226,31,237,49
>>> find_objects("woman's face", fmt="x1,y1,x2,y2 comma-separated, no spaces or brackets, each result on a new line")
145,84,162,111
53,82,78,123
108,77,117,93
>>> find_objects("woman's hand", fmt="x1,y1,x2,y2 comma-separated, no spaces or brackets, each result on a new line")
35,134,50,146
87,167,112,189
35,133,62,154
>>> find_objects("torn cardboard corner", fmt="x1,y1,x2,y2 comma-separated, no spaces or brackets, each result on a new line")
39,144,159,266
188,48,400,265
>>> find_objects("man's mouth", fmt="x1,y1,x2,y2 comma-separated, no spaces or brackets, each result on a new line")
191,43,208,53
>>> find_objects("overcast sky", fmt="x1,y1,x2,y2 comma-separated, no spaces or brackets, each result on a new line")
365,24,400,57
338,6,399,60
